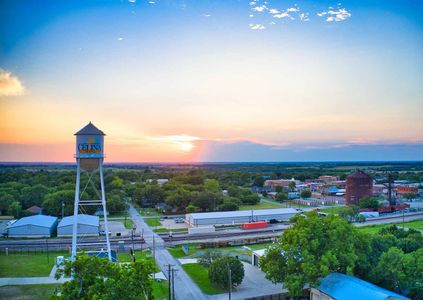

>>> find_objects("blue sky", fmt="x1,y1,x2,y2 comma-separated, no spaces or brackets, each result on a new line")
0,0,422,162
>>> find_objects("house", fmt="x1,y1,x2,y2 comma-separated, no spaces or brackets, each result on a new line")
310,273,410,300
26,205,43,215
251,249,267,267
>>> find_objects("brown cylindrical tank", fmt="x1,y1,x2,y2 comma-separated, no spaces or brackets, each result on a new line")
345,170,373,206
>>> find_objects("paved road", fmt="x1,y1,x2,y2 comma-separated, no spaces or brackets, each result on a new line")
129,205,206,300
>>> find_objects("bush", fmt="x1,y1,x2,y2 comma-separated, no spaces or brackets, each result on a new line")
208,256,244,289
300,190,311,199
198,250,222,267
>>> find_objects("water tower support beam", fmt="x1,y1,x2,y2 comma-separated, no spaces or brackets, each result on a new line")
71,159,81,260
99,160,112,261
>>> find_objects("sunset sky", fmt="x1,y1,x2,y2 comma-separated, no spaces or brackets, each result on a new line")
0,0,422,162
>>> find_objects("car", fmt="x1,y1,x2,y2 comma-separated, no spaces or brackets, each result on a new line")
174,218,185,223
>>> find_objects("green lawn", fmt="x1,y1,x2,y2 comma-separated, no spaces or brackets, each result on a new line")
139,208,162,217
115,218,134,229
117,250,153,263
357,220,423,235
0,284,60,300
152,280,169,300
144,218,161,227
0,251,68,277
320,206,346,215
167,244,199,258
403,220,423,231
181,263,225,295
239,202,281,210
100,211,129,219
154,228,187,233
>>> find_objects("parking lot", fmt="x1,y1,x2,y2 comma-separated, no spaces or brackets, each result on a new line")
161,218,188,230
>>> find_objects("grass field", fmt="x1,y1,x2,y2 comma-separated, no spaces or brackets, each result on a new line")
168,241,274,259
181,263,225,295
320,206,346,214
117,250,153,263
101,211,129,219
358,220,423,235
0,284,60,300
115,218,134,229
0,251,68,277
152,280,169,300
239,202,281,210
139,208,162,216
144,218,161,227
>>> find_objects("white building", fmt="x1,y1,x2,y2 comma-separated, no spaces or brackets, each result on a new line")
7,215,58,238
252,249,267,267
58,214,99,237
186,208,297,227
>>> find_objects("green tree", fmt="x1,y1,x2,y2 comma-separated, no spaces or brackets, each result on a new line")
20,184,50,208
359,196,380,209
338,205,360,223
165,187,191,211
261,212,364,296
8,201,23,218
0,193,14,215
300,189,311,199
276,192,288,202
208,256,245,289
288,181,296,192
52,254,154,300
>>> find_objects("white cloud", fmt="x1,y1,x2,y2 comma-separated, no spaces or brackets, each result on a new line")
286,7,299,13
202,13,211,17
318,7,351,22
249,14,254,17
299,13,309,21
273,12,291,19
251,5,267,12
249,23,265,30
128,0,136,3
249,1,256,6
0,69,25,97
148,1,155,4
117,37,124,41
268,8,279,14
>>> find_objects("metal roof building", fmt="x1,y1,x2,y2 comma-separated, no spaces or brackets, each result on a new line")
186,208,297,227
311,273,410,300
58,214,100,237
7,215,58,238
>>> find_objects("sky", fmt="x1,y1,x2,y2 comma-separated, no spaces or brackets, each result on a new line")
0,0,422,162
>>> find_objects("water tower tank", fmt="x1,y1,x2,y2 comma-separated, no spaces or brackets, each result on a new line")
74,122,105,171
345,170,373,206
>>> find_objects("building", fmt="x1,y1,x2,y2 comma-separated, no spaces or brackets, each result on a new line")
396,186,418,195
318,176,339,183
310,273,409,300
186,208,298,227
252,249,267,267
345,170,373,206
6,215,58,238
263,179,301,192
26,205,43,215
58,214,100,237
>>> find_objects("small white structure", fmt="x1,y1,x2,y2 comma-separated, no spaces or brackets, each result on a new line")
186,208,297,227
58,214,99,237
252,249,267,267
7,215,58,238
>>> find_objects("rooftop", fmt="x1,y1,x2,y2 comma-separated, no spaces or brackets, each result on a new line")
187,208,298,220
8,215,58,229
74,122,105,136
58,214,99,227
317,273,410,300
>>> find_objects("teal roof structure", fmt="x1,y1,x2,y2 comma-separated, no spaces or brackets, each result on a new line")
318,273,410,300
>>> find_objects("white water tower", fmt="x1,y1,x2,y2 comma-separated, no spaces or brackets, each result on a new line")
72,122,112,261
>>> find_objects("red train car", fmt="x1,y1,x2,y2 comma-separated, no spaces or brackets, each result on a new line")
242,221,268,230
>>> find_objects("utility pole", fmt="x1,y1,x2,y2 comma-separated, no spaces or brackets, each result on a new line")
46,239,49,264
141,228,144,251
61,201,65,219
153,235,156,261
171,268,177,300
167,264,174,300
228,266,232,300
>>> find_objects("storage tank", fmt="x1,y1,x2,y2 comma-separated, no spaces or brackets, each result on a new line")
74,122,105,170
345,170,373,206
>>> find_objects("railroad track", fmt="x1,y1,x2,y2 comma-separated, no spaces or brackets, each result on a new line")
159,227,285,242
